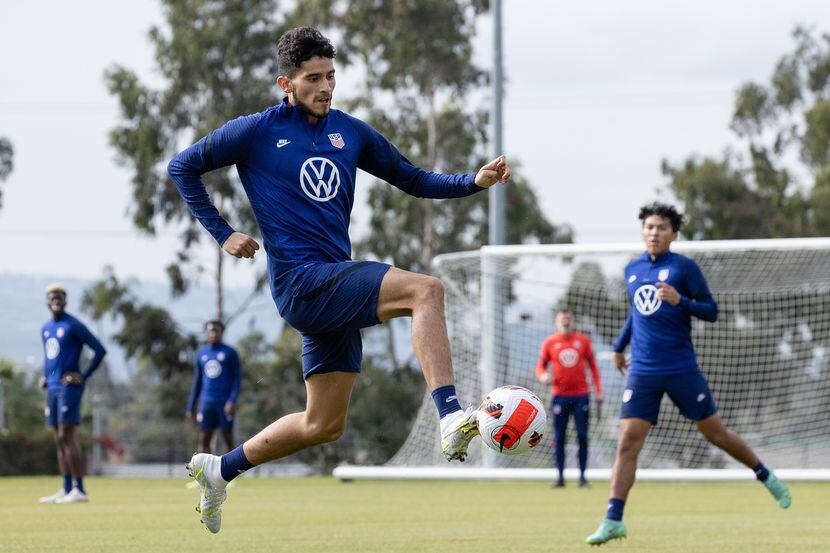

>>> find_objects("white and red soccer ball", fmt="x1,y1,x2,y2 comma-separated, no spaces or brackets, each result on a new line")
476,385,547,455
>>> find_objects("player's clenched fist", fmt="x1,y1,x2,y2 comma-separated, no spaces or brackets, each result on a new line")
222,232,260,259
656,281,681,306
475,155,511,188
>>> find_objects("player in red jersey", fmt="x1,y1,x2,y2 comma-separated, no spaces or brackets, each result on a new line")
536,309,603,487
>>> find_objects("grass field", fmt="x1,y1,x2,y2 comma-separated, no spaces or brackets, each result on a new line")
0,476,826,552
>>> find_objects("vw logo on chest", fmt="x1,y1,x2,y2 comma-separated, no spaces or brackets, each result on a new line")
300,157,340,202
634,284,662,315
558,348,580,368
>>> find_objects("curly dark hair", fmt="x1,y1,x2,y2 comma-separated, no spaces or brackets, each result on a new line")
638,202,684,232
277,27,336,78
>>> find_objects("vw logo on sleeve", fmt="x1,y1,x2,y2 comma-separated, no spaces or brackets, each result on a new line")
300,157,340,202
634,284,662,315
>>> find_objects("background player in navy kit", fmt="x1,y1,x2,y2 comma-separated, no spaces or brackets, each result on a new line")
169,27,511,533
37,284,107,504
586,203,792,545
186,320,241,454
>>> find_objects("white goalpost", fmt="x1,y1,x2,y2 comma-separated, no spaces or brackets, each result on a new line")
334,238,830,481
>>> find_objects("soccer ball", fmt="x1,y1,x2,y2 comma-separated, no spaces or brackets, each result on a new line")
476,385,547,455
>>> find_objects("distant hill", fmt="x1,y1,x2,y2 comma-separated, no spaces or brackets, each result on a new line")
0,272,283,381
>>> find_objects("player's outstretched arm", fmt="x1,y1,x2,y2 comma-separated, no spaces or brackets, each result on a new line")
474,155,511,189
354,117,508,199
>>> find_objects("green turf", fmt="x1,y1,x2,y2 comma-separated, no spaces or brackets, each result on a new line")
0,476,826,552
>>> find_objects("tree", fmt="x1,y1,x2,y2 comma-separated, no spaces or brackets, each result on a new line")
105,0,287,319
82,267,197,418
662,27,830,239
0,137,13,210
301,0,570,274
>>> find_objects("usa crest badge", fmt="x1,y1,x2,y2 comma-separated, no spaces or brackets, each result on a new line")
658,268,670,281
328,133,345,149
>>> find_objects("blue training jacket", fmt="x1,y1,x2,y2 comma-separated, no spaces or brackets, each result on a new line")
186,343,242,412
41,313,107,391
613,251,717,375
168,98,483,298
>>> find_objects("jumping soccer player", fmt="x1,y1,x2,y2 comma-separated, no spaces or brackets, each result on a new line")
168,27,511,533
37,283,107,504
586,203,792,546
186,320,242,455
535,309,603,488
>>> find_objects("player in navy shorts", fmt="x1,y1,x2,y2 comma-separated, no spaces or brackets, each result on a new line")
37,283,107,504
586,203,792,545
186,320,242,454
169,27,511,532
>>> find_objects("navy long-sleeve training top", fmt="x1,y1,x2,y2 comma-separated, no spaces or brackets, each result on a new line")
168,98,483,297
42,313,107,391
186,343,242,412
613,251,718,375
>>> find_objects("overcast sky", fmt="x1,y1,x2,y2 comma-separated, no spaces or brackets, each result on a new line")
2,0,830,288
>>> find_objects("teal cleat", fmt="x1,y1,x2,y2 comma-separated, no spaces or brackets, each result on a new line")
764,472,792,509
586,518,627,546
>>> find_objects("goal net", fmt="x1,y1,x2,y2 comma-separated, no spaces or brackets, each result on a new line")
364,238,830,477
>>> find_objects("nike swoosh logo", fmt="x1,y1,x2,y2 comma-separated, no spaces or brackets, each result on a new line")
276,140,291,148
446,395,457,403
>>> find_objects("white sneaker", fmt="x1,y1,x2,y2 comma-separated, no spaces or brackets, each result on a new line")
440,407,479,462
186,452,228,534
39,488,68,503
55,488,89,503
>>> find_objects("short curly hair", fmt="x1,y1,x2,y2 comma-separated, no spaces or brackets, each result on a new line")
638,202,684,232
277,27,336,78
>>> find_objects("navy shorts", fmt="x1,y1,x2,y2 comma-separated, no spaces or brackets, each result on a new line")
552,394,590,440
198,402,234,431
45,385,84,427
274,260,392,379
620,371,718,425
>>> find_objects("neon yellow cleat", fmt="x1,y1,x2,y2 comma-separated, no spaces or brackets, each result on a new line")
440,407,479,462
186,453,227,533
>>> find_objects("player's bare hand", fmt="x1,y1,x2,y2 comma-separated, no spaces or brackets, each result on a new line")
61,372,83,386
475,155,511,188
38,376,47,389
186,412,197,426
224,402,235,417
222,232,260,259
656,281,681,305
537,372,552,385
612,352,628,375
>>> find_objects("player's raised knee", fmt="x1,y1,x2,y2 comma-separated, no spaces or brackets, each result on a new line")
305,418,346,444
414,275,445,306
